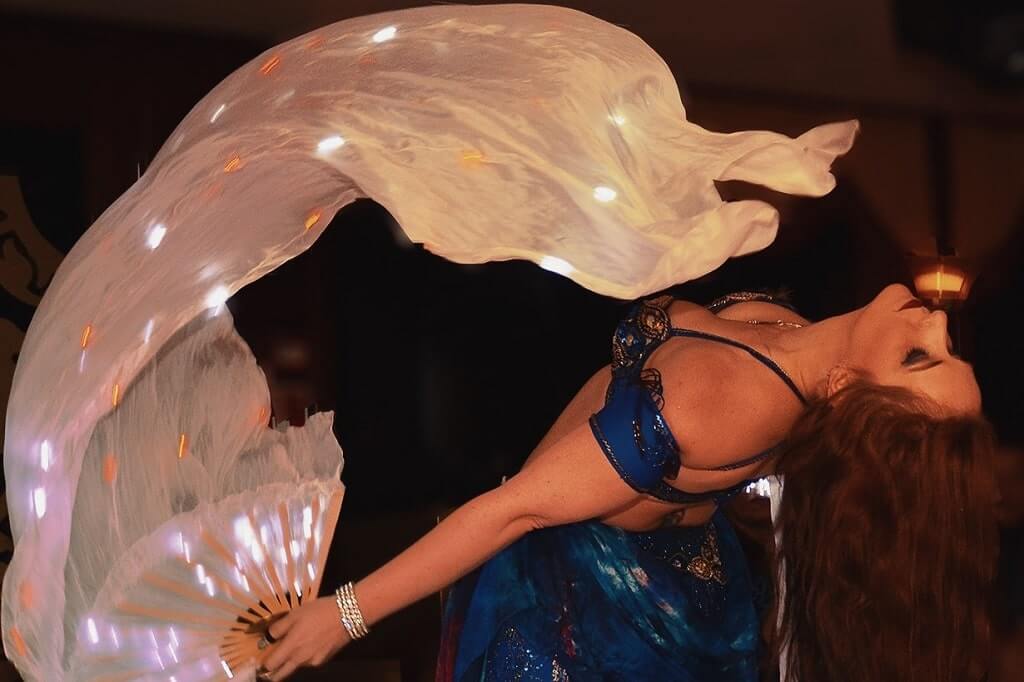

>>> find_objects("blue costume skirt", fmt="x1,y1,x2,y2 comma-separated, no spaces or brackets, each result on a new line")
436,510,760,681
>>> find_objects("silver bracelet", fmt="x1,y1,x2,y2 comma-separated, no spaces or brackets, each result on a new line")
334,581,370,640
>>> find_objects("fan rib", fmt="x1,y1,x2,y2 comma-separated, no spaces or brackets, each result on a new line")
246,510,287,608
310,490,344,596
115,601,239,629
194,532,278,618
142,572,245,616
277,501,299,606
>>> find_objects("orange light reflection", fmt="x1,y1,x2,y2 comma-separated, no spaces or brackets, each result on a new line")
259,55,281,75
8,627,26,657
103,453,117,484
18,582,33,609
304,210,323,232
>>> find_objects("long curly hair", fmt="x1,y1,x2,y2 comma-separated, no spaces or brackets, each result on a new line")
772,378,999,682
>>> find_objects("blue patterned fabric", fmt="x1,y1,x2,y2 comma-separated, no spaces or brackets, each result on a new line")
437,512,761,681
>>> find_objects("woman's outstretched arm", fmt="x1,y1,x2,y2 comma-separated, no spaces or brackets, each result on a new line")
260,419,641,680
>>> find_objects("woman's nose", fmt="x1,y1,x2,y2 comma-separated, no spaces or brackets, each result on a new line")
923,309,956,353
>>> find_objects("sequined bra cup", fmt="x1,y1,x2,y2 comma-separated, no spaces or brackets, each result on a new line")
589,292,807,504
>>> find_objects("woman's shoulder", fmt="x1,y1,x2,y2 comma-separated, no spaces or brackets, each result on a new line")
653,341,798,471
649,335,752,409
647,297,807,470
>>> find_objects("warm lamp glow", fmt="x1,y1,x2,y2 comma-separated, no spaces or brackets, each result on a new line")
914,269,965,298
911,257,970,303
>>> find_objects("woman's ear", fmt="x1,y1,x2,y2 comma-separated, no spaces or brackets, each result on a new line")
825,364,855,398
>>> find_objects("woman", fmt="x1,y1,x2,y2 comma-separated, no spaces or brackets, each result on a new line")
259,283,997,681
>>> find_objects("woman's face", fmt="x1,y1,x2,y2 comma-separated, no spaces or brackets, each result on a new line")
846,283,981,415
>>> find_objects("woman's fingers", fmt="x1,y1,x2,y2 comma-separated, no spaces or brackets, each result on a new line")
262,635,295,673
270,659,300,681
266,612,296,642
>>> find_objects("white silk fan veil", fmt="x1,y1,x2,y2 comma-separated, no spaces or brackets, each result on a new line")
1,4,856,680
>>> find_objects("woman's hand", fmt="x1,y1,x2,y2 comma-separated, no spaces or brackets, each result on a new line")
257,595,350,681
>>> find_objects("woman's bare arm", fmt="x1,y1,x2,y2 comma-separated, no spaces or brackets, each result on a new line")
261,418,642,678
354,418,639,627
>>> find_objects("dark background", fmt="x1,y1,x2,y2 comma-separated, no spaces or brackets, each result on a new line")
1,1,1023,680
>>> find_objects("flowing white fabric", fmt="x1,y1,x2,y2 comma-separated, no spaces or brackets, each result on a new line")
2,4,856,679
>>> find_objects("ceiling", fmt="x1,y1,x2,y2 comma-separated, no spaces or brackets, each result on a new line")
3,0,1023,120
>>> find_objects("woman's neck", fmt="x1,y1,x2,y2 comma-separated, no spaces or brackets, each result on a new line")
757,310,860,401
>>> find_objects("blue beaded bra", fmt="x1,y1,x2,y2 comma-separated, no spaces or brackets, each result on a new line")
589,292,806,504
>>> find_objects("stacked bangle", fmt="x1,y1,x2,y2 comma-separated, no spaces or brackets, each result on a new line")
334,581,370,640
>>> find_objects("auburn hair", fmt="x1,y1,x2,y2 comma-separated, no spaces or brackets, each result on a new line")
772,378,999,682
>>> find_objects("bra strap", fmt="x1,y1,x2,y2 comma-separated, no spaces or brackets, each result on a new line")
667,327,806,405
